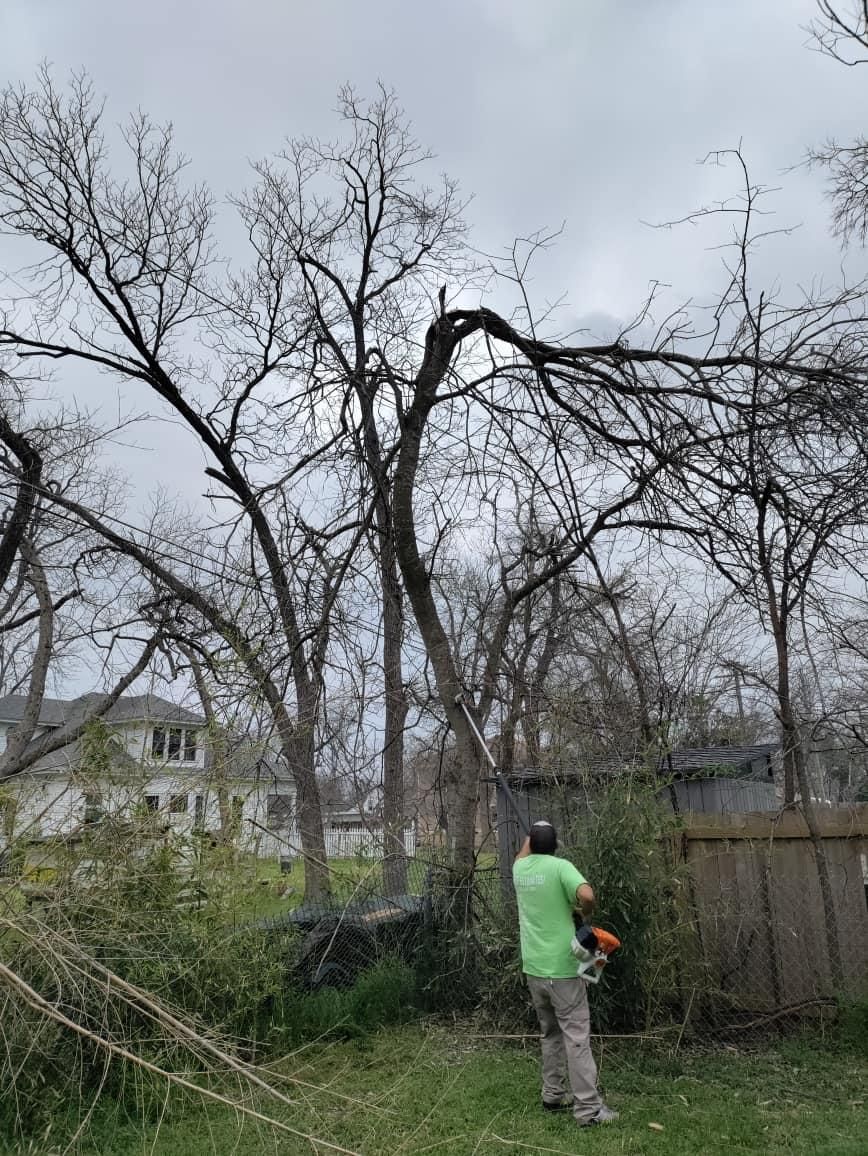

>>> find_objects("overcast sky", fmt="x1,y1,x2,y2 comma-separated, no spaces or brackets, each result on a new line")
1,0,866,513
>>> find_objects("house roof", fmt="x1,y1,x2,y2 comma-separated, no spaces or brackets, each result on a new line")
501,743,780,788
12,734,142,778
657,743,779,774
8,722,292,785
0,693,205,728
0,694,296,785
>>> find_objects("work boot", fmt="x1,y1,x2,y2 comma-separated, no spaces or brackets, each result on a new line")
579,1104,618,1126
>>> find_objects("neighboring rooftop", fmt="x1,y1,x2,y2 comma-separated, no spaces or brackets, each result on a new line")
0,695,291,783
5,730,291,782
502,743,780,787
0,693,205,728
658,743,779,775
10,734,142,778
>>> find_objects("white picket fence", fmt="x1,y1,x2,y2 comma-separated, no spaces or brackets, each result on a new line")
323,827,416,859
257,826,417,861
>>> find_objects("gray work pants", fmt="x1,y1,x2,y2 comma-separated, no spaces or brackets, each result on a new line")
526,975,602,1123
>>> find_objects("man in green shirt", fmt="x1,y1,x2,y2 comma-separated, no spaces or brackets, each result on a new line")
513,820,617,1127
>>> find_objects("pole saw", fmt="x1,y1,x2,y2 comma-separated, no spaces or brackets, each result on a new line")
454,694,620,984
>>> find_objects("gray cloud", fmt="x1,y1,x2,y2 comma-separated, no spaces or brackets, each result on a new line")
0,0,864,512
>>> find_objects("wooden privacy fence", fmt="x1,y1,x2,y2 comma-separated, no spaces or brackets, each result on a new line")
679,807,868,1014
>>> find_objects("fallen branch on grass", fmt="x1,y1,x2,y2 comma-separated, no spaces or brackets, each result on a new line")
486,1136,591,1154
35,922,388,1113
0,959,361,1156
717,998,838,1032
470,1031,669,1041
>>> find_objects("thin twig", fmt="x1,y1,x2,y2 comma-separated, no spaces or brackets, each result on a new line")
671,984,697,1057
486,1136,590,1155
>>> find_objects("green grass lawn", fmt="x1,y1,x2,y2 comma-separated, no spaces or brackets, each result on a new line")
3,847,496,926
223,850,492,922
72,1021,866,1156
220,856,410,922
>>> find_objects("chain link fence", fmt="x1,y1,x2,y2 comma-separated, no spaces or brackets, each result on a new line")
231,807,868,1045
1,805,865,1088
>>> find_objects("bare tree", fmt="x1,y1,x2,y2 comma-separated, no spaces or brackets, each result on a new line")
0,71,379,897
3,74,867,892
808,3,868,241
0,375,41,594
810,1,868,66
236,87,472,890
0,377,166,781
640,154,868,987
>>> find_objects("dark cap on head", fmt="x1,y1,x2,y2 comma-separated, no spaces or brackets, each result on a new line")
529,820,557,854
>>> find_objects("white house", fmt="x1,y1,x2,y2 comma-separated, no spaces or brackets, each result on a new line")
0,694,297,857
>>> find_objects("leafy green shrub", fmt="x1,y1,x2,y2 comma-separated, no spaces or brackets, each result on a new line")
833,998,868,1056
0,826,426,1151
412,864,507,1015
274,960,419,1047
466,775,691,1035
459,900,538,1035
562,774,689,1032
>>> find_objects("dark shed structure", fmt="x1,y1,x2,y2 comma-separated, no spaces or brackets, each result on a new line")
494,743,780,889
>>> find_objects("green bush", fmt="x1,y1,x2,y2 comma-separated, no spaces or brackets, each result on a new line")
562,774,689,1032
834,998,868,1057
465,775,691,1035
0,828,425,1151
412,864,508,1015
274,960,420,1047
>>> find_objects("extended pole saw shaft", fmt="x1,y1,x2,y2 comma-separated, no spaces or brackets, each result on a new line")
454,694,530,837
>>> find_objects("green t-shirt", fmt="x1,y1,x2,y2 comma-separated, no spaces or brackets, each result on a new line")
513,853,586,978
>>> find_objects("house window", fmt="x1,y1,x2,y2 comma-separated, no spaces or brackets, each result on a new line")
167,728,182,761
144,794,160,812
193,794,205,830
266,794,293,829
169,793,188,814
183,730,197,762
151,728,165,758
83,791,103,825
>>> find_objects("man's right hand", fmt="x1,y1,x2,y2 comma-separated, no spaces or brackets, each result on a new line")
576,882,595,917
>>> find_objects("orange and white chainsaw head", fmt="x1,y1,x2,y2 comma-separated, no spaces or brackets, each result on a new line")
591,927,621,955
571,927,621,984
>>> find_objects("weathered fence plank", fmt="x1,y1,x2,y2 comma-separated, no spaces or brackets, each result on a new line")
681,807,868,1013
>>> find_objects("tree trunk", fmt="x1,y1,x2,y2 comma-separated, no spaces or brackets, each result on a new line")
450,732,482,872
776,643,845,990
381,552,409,893
356,377,409,895
500,709,518,776
781,711,846,990
273,694,330,900
391,314,483,874
778,682,797,805
0,410,41,593
522,575,563,766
